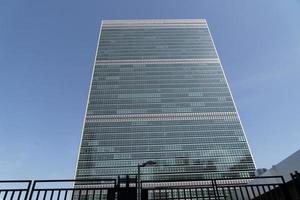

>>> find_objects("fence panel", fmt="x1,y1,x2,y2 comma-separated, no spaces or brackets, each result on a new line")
214,176,289,200
0,175,296,200
0,181,32,200
28,179,116,200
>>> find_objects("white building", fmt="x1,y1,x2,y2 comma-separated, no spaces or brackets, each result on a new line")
259,149,300,182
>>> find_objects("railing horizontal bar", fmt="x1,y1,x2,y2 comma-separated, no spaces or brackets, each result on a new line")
0,181,32,183
217,183,282,187
0,189,28,192
141,178,214,183
33,188,113,191
148,186,213,190
215,176,285,181
33,179,115,183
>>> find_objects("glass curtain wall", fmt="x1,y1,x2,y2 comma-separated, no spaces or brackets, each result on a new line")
76,19,255,181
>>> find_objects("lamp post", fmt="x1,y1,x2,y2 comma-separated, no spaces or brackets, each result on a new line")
137,160,157,200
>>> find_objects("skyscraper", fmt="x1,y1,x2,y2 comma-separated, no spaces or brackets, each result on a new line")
75,19,255,181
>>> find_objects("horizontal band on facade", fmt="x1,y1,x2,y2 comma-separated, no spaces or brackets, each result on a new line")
85,112,238,123
102,23,207,27
95,58,220,65
102,19,206,24
102,19,207,28
86,112,236,119
82,142,248,150
77,169,253,178
77,162,254,170
102,25,208,30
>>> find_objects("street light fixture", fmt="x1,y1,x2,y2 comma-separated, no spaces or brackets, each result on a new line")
137,160,157,200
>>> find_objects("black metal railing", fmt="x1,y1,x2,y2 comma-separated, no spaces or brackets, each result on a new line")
214,176,289,200
141,176,292,200
0,180,32,200
0,174,299,200
289,171,300,200
28,179,116,200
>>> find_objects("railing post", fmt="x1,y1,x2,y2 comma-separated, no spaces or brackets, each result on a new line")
107,188,116,200
290,171,300,199
279,176,293,200
25,181,33,200
27,181,36,200
141,189,148,200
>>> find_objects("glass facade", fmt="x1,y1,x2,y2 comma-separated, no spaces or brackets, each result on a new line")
76,19,255,181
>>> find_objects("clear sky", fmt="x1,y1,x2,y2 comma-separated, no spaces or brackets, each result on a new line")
0,0,300,180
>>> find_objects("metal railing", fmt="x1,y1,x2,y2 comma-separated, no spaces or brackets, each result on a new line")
0,174,299,200
28,179,116,200
289,171,300,200
214,176,289,200
141,176,292,200
0,180,32,200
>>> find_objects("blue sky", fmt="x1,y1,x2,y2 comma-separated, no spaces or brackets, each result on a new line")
0,0,300,179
